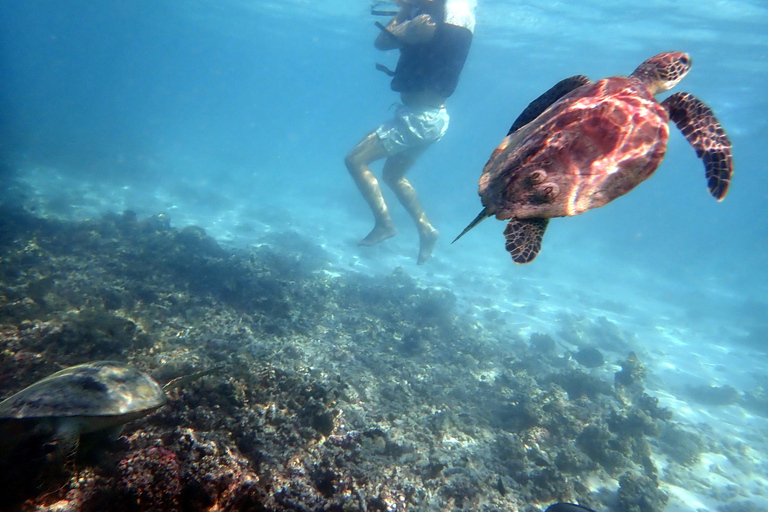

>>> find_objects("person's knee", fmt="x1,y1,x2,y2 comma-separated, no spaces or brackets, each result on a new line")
344,151,359,173
382,169,400,188
383,164,411,188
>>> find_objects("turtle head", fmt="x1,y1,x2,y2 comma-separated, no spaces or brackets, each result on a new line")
630,52,692,95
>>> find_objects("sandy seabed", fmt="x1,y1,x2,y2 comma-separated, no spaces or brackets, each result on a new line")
0,167,766,512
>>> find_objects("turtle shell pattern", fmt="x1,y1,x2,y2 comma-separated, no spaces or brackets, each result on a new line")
479,76,669,221
0,361,166,420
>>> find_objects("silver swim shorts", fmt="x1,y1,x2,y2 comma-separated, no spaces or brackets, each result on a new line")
375,104,450,155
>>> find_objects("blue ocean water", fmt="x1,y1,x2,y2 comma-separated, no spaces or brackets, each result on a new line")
0,0,766,509
3,0,764,326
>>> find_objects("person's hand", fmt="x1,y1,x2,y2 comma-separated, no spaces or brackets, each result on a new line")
410,14,436,30
398,13,436,43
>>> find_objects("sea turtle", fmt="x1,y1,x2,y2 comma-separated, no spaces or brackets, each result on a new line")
453,51,733,263
0,361,209,464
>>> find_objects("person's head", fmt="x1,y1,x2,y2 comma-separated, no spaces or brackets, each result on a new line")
415,0,446,19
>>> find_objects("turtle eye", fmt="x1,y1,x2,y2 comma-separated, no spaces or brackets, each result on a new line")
679,55,690,66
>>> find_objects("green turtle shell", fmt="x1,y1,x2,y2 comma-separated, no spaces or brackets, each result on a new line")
0,361,166,420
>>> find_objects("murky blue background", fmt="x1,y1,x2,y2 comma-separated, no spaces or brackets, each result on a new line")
0,0,766,337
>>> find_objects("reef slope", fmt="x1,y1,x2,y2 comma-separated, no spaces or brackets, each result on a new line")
0,207,671,512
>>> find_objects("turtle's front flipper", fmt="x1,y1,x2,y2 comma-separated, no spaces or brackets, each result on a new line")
661,92,733,200
50,420,80,467
503,218,549,264
507,75,591,135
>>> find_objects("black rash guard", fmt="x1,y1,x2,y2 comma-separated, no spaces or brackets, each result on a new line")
389,7,473,98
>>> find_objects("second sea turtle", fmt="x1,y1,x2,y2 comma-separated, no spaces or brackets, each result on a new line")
0,360,208,464
453,51,734,263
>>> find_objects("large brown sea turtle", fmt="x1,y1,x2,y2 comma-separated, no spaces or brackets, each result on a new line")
453,51,733,263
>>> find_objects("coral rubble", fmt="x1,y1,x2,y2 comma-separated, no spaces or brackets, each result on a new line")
0,207,676,511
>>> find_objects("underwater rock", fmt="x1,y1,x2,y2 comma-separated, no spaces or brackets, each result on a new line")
113,446,183,508
63,309,152,356
686,384,742,406
554,445,595,474
525,466,573,503
617,472,668,512
496,432,528,475
614,352,646,388
576,423,630,475
608,408,660,438
396,327,431,356
530,332,557,353
592,316,635,352
659,423,706,465
550,369,612,400
0,320,66,390
614,352,648,405
557,315,634,354
573,347,604,368
0,295,42,322
438,470,481,509
743,387,768,417
493,395,547,432
142,212,172,233
70,428,265,512
257,230,331,276
178,224,220,253
634,393,672,421
606,410,659,476
297,399,338,438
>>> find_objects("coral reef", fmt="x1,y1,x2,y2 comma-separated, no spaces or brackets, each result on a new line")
557,314,636,354
0,206,681,511
659,423,706,466
618,472,669,512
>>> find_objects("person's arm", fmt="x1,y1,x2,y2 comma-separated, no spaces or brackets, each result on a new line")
374,5,409,50
375,9,437,50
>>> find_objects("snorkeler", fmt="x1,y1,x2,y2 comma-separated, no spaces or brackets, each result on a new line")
345,0,475,264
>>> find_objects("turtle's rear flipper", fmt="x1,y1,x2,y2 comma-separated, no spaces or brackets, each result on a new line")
504,218,549,264
661,92,733,200
507,75,591,135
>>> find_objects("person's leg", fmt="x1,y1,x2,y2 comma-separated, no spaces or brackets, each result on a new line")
344,132,398,245
382,148,440,264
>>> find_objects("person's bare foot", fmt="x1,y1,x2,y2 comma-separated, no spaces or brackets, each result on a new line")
358,222,397,246
417,227,439,264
